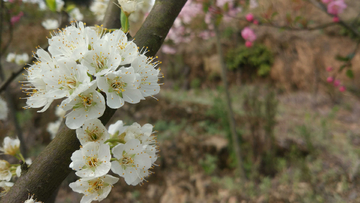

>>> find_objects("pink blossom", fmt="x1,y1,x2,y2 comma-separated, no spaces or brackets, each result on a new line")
339,86,346,92
333,16,340,22
199,31,215,40
10,12,23,25
245,41,253,48
246,13,254,22
322,0,332,4
241,27,256,42
326,76,334,83
334,80,341,87
326,67,333,72
327,0,347,15
162,45,177,55
253,20,259,25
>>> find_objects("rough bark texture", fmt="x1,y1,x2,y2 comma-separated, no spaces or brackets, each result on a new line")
1,0,187,202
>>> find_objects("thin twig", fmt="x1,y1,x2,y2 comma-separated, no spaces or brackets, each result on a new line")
214,21,247,180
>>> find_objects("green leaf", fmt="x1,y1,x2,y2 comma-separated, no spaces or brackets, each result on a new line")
45,0,57,12
335,55,351,62
346,69,354,78
339,64,347,72
271,12,278,19
294,16,302,23
65,4,76,13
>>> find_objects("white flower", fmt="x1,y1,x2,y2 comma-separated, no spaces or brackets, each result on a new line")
0,137,20,156
70,142,111,178
81,40,121,77
0,181,13,196
56,0,64,12
117,0,140,16
55,106,66,118
15,53,29,65
130,54,161,98
69,175,119,203
97,67,144,109
0,160,12,181
48,21,90,61
47,120,61,139
108,120,126,137
60,82,106,129
90,0,109,21
76,119,109,145
69,7,84,21
111,139,152,186
43,58,91,100
24,194,42,203
0,98,8,120
6,53,16,63
105,30,139,65
41,19,59,30
111,122,158,163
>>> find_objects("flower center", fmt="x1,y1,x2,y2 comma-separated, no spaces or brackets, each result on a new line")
92,52,108,73
85,127,102,141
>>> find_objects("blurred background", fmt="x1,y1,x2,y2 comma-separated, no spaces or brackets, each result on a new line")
1,0,360,202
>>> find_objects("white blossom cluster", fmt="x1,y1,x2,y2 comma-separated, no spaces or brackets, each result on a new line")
22,21,161,130
90,0,110,22
0,137,32,197
69,120,158,203
20,21,161,202
6,53,29,65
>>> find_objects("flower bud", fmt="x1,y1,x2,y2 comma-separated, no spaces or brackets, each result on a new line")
246,13,254,22
327,76,334,83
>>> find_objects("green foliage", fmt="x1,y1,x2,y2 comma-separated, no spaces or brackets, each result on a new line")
200,154,218,175
226,44,274,76
45,0,57,12
190,78,201,89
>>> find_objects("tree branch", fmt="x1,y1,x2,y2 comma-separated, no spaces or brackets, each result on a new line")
1,0,187,202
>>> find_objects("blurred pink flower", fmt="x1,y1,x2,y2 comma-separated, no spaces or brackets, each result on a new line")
327,0,347,15
246,13,254,22
326,67,333,72
162,45,176,55
334,80,341,87
253,20,259,25
333,16,340,22
322,0,332,4
241,27,256,42
339,86,346,92
11,11,23,25
245,41,253,48
326,77,334,83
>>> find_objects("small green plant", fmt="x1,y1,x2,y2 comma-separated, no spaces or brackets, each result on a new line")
226,44,274,77
190,78,201,90
200,154,218,175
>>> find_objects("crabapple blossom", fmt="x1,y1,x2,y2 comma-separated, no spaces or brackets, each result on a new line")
334,80,341,87
24,195,42,203
327,76,334,83
241,27,257,42
333,16,340,22
327,0,347,15
339,86,346,92
11,11,23,25
108,120,126,137
69,175,119,203
326,66,333,72
70,142,111,178
0,137,20,156
245,41,253,48
47,120,61,139
76,119,110,145
90,0,109,21
246,13,254,22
